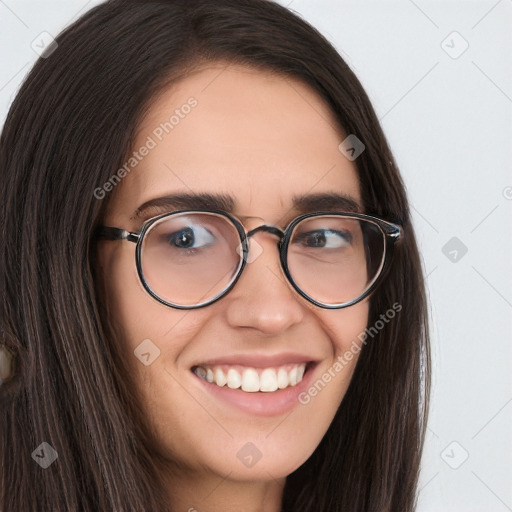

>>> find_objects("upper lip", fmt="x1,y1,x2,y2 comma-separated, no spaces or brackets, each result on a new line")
191,352,321,369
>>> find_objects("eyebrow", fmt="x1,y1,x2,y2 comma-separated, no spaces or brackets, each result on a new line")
291,192,361,214
130,191,362,222
131,193,235,221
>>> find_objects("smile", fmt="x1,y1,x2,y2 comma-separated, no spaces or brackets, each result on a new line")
192,363,307,392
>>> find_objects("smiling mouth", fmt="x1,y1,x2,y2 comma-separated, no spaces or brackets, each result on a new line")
191,362,314,393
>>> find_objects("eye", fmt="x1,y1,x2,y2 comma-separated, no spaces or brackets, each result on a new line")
294,229,352,249
167,225,216,250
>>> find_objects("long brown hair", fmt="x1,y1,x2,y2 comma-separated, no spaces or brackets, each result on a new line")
0,1,430,510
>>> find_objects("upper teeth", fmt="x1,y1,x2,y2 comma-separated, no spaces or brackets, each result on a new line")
193,363,307,392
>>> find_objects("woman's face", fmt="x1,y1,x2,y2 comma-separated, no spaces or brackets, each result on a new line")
97,63,368,484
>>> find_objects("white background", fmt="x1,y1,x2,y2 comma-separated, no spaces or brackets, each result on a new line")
1,1,511,510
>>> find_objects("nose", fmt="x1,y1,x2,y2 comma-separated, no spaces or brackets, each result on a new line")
223,231,305,335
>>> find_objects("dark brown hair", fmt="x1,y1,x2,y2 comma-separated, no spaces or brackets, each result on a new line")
0,0,430,510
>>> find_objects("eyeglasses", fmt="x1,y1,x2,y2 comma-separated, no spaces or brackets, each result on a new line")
96,210,402,310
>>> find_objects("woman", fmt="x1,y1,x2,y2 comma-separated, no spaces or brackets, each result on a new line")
0,0,430,510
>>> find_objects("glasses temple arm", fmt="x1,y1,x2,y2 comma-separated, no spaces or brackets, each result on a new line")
95,226,139,243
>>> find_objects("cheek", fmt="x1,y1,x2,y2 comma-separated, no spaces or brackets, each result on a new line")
95,244,195,370
320,299,370,360
302,300,369,406
97,244,148,344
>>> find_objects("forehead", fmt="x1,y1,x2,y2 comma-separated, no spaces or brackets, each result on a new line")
106,63,361,225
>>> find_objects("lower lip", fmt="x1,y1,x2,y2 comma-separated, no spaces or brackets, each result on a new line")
190,364,317,417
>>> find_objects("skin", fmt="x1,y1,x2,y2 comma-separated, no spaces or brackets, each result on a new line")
96,63,368,512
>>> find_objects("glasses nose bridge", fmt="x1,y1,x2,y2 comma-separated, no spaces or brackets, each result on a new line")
246,224,285,245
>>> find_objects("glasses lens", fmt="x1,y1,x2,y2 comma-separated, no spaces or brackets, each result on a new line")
286,216,385,306
139,212,243,306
